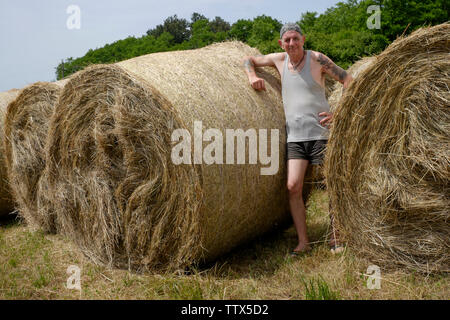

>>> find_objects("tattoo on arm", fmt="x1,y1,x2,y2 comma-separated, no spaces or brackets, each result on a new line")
317,53,347,82
244,55,265,72
244,58,254,72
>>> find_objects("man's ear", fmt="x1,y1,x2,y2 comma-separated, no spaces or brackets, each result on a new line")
301,35,306,44
278,39,283,48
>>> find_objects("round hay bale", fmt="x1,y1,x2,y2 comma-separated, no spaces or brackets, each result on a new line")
3,80,67,231
40,41,316,271
327,56,376,111
325,23,450,273
0,89,20,216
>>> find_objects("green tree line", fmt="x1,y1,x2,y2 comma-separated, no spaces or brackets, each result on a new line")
56,0,448,79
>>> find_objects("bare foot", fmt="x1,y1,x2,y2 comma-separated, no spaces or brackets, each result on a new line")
330,244,345,255
293,243,311,253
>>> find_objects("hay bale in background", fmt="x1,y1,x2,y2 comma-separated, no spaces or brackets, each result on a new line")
40,41,316,271
324,75,337,100
327,57,376,111
325,23,450,273
3,80,67,231
0,89,20,216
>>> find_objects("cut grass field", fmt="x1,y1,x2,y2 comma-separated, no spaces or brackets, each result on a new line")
0,190,448,300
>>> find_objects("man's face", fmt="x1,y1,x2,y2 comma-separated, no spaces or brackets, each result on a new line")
278,30,304,54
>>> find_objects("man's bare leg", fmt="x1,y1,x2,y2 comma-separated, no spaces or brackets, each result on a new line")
287,159,311,253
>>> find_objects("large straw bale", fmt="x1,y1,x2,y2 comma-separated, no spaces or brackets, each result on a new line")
3,80,67,231
325,23,450,273
40,41,318,271
0,89,20,216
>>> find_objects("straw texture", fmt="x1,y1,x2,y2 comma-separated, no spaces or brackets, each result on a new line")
4,80,67,230
0,89,20,216
325,23,449,273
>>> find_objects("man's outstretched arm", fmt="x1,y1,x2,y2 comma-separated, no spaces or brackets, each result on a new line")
242,53,281,91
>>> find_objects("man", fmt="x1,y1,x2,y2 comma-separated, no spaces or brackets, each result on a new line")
243,23,352,255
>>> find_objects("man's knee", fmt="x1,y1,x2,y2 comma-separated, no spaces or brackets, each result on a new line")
287,180,303,197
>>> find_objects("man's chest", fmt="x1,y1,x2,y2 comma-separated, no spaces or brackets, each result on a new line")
277,56,325,89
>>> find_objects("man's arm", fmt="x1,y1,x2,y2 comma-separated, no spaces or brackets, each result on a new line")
242,53,282,91
316,53,353,128
316,53,353,89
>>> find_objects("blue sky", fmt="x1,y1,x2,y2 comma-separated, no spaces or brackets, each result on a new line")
0,0,341,91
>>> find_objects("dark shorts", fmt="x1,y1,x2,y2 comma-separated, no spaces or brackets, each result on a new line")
287,140,327,164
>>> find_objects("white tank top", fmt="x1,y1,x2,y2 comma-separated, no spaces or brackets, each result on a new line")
281,51,330,142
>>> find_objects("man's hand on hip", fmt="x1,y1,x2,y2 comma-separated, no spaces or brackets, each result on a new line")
319,111,333,127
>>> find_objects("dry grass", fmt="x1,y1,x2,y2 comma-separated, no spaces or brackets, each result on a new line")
325,23,450,273
0,189,448,300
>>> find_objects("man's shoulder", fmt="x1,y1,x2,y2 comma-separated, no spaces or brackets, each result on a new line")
309,50,323,61
266,52,286,62
309,51,332,69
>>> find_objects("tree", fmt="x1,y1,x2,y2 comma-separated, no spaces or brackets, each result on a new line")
298,12,318,34
146,24,164,38
209,16,231,33
229,19,253,42
379,0,449,41
189,19,216,48
247,15,283,54
146,14,191,44
191,12,207,25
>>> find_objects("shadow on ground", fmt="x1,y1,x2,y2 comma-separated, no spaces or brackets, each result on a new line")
196,216,331,279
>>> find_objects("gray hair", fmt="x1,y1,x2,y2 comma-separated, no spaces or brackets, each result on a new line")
280,23,303,39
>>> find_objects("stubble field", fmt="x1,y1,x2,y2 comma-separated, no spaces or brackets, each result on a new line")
0,189,448,300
